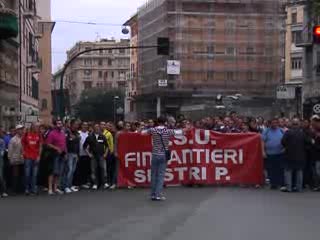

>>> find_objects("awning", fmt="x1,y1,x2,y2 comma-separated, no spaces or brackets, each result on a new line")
0,10,18,39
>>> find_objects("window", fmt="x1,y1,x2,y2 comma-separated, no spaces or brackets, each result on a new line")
119,49,125,54
84,70,92,76
41,99,48,110
291,58,302,70
108,59,112,66
226,72,234,81
98,71,103,78
111,71,114,78
99,50,103,55
247,71,254,81
291,11,297,25
266,72,273,82
225,20,235,34
247,47,254,54
207,71,214,81
98,59,103,66
207,45,214,54
84,59,92,66
292,31,302,45
104,71,108,79
226,47,235,55
83,81,92,89
108,49,112,54
85,47,91,55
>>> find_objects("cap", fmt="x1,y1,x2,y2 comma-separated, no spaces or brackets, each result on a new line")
311,115,320,121
15,124,24,130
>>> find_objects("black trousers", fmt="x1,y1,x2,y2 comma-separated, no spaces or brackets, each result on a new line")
107,154,117,186
73,156,91,186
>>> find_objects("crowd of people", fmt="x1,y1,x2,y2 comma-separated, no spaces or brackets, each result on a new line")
0,112,319,199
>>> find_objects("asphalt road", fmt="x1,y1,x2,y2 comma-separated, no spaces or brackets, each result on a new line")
0,187,319,240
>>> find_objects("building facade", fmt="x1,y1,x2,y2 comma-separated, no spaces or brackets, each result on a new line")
282,0,305,117
0,0,19,129
19,0,41,120
123,14,139,121
296,1,320,117
64,39,130,107
134,0,286,119
37,0,55,124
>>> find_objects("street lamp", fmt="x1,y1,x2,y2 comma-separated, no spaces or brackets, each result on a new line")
113,96,120,123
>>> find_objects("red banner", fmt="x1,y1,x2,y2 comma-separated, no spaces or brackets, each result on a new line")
117,129,264,187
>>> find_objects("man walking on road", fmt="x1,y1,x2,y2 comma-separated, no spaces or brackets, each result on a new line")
262,118,285,189
142,116,185,201
281,118,308,192
83,124,109,190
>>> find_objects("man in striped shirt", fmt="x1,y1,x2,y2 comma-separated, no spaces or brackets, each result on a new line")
142,116,184,201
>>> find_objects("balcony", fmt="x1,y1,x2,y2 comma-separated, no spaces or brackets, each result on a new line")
23,1,37,19
296,27,313,47
0,8,18,39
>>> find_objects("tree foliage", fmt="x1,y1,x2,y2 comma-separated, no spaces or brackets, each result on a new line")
75,88,124,122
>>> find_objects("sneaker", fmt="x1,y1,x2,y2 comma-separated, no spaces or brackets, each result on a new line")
64,188,72,194
150,195,157,201
155,196,166,201
92,185,98,190
280,186,291,192
55,189,64,195
128,186,133,189
25,191,30,196
1,193,8,198
313,187,320,192
81,184,90,189
48,190,54,195
71,186,79,192
109,184,116,190
103,183,110,189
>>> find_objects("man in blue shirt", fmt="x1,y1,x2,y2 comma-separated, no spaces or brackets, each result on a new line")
262,118,285,189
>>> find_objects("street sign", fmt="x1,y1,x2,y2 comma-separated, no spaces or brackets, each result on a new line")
25,115,38,123
158,79,168,87
276,85,295,99
167,60,181,75
313,104,320,114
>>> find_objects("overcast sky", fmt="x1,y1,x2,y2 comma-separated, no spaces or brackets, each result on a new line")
52,0,146,72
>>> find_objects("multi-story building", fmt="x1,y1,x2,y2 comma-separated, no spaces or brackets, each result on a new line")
0,0,19,129
64,39,130,107
37,0,55,124
296,1,320,117
123,13,139,121
19,0,41,120
283,0,305,117
51,68,69,117
134,0,286,119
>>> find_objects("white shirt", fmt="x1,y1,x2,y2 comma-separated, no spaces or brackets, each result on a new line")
79,130,89,156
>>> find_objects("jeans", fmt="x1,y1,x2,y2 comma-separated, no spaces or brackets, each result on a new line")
284,169,303,192
265,154,284,188
0,152,7,194
91,155,107,186
151,154,167,197
24,159,39,193
313,161,320,188
107,154,118,186
61,153,78,189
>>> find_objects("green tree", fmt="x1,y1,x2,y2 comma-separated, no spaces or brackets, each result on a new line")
75,88,124,122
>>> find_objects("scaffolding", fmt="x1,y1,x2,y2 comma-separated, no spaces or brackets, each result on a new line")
137,0,287,98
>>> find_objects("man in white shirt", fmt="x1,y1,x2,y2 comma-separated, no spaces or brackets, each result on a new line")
75,122,91,189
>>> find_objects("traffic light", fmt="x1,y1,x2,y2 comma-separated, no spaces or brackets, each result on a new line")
157,37,170,55
313,25,320,44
